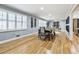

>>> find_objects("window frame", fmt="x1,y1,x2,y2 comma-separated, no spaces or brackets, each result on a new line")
39,19,47,27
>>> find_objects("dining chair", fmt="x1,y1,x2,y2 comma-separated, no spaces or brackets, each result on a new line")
38,27,46,40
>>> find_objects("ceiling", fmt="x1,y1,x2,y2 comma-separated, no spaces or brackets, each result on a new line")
6,4,74,21
72,5,79,18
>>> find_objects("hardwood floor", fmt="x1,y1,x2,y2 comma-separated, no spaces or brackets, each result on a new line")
0,31,72,54
71,33,79,53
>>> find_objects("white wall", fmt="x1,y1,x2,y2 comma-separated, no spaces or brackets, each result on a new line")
73,6,79,18
69,14,73,40
59,20,66,31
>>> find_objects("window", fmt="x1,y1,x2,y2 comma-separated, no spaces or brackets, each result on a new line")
22,16,27,29
0,21,7,30
31,17,37,28
31,17,33,28
17,14,22,21
0,11,7,31
0,11,7,20
53,22,59,28
34,18,36,27
0,11,3,19
0,9,27,32
39,19,47,27
16,14,22,29
8,13,15,30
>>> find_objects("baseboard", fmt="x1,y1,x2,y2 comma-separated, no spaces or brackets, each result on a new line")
0,32,37,44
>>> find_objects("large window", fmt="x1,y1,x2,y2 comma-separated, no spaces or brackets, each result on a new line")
0,11,7,31
22,16,27,29
39,19,47,27
8,13,15,30
16,14,22,29
53,22,59,28
31,17,33,28
31,17,37,28
0,9,27,32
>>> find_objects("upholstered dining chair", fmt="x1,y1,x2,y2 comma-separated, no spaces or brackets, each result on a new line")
38,27,46,40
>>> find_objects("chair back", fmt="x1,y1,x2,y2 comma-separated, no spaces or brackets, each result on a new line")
40,27,45,34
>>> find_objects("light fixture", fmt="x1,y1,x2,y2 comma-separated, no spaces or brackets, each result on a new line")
40,7,44,10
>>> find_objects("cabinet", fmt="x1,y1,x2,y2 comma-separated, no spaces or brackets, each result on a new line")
73,19,79,35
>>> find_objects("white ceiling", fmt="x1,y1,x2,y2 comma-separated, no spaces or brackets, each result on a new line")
72,5,79,18
6,4,74,20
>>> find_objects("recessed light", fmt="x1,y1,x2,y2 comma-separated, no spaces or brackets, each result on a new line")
40,7,44,10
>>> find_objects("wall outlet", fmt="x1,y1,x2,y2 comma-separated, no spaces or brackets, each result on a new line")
16,35,20,37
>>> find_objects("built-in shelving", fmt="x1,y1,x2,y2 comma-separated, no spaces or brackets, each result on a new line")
73,19,79,36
